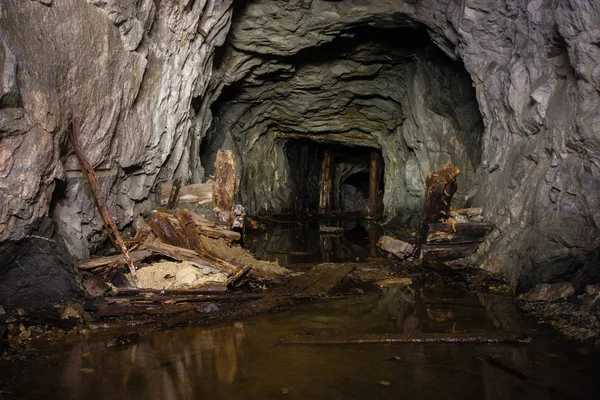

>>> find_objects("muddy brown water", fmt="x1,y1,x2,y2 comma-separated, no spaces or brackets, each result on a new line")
2,219,600,399
3,291,600,400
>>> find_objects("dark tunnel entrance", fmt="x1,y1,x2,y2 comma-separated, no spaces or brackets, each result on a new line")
205,21,485,222
284,141,383,217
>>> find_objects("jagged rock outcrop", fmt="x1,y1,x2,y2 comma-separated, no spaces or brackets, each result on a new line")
0,0,233,307
0,0,598,307
205,0,599,290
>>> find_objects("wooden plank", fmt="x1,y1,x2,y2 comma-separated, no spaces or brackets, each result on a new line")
213,150,237,227
449,208,483,217
421,243,480,260
70,120,141,287
144,241,233,274
415,162,460,255
376,235,415,260
112,288,254,297
175,209,201,250
280,331,529,345
277,262,355,295
160,182,213,205
78,250,153,270
97,303,198,317
426,222,494,245
148,211,188,248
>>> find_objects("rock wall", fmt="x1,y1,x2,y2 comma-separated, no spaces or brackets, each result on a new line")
0,0,233,307
206,0,600,290
207,35,483,220
0,0,598,307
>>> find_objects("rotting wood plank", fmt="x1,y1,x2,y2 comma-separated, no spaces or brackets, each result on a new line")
163,210,241,241
449,208,483,218
415,162,460,256
376,235,415,260
318,149,333,213
421,243,480,261
78,250,153,270
426,222,494,245
144,241,234,275
70,121,141,287
280,331,530,345
276,262,356,295
367,150,381,219
148,211,188,248
213,150,237,227
113,288,251,296
160,181,213,206
175,209,201,250
97,303,198,317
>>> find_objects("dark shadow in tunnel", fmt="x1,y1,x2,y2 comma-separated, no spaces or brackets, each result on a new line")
284,140,383,216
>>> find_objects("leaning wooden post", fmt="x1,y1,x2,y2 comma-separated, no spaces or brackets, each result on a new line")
318,149,333,214
213,149,237,228
367,150,381,219
69,121,141,288
414,162,460,257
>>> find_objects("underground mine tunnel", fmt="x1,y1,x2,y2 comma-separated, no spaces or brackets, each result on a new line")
1,0,600,399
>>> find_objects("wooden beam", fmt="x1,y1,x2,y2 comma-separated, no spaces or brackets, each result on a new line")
415,162,460,256
318,149,333,213
213,150,237,228
280,331,530,345
70,121,141,287
367,150,381,219
78,250,153,270
160,182,213,206
426,222,494,245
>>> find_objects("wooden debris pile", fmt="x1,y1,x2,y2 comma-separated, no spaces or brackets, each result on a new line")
69,121,288,305
377,162,494,262
79,207,288,295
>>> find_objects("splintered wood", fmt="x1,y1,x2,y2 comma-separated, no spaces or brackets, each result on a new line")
376,236,414,260
375,162,493,262
160,181,213,206
69,120,141,288
318,149,333,213
214,149,237,227
422,162,460,224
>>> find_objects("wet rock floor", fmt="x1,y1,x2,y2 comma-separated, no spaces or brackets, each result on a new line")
1,218,599,399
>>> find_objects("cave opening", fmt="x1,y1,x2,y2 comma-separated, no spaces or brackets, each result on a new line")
284,140,383,216
206,22,484,223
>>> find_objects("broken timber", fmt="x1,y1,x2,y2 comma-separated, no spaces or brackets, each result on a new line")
167,176,183,209
367,150,382,219
318,149,333,213
376,235,415,260
70,120,141,288
415,162,460,256
425,222,494,245
160,181,213,206
420,221,494,260
213,149,237,228
243,262,356,315
280,331,530,345
79,250,153,270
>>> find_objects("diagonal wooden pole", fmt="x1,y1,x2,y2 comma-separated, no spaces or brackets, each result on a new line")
69,120,141,288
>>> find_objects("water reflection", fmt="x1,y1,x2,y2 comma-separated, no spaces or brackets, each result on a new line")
245,219,378,267
61,322,246,400
8,288,600,399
